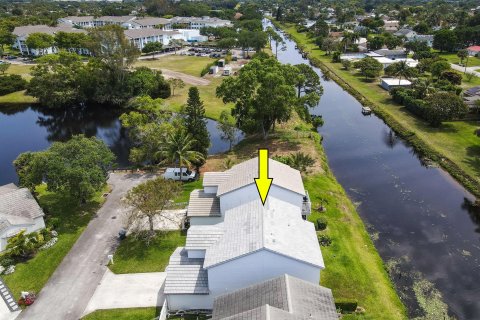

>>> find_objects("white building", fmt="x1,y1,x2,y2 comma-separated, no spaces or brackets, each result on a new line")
12,25,88,56
58,15,136,28
380,78,412,91
166,16,233,30
164,158,321,311
0,184,46,252
125,17,171,30
123,29,184,50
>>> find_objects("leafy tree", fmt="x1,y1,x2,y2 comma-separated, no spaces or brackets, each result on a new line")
6,230,37,259
0,74,27,95
217,110,237,151
157,127,205,178
311,19,329,38
321,38,337,55
183,87,210,168
266,27,284,58
168,39,184,54
124,177,182,237
457,49,468,66
28,52,85,108
0,28,16,51
142,41,163,59
216,57,300,138
120,96,173,165
368,36,385,50
128,67,171,99
14,135,115,203
54,32,88,53
26,32,54,56
341,32,360,52
404,40,430,54
384,61,416,84
0,62,10,75
433,29,457,52
354,57,383,80
425,92,468,127
430,60,451,78
342,59,352,70
413,22,430,34
217,38,237,50
385,36,403,50
294,63,323,118
440,70,463,85
167,78,185,96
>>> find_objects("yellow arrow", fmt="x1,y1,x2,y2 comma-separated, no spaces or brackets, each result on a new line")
254,149,273,206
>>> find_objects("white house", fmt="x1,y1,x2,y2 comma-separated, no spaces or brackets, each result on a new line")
211,274,338,320
164,157,322,311
12,25,88,56
0,184,46,251
380,78,412,91
394,28,417,39
123,29,184,50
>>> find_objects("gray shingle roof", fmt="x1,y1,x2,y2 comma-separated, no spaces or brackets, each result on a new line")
212,274,338,320
186,225,224,250
216,158,305,197
13,25,87,37
187,190,221,217
0,187,44,220
0,184,19,195
164,247,209,295
133,17,171,26
203,172,232,187
203,199,324,269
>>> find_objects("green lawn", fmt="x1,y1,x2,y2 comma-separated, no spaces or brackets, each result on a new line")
0,90,37,104
276,22,480,196
438,52,480,68
134,55,214,77
3,184,106,299
305,169,406,319
163,77,232,120
5,64,33,79
81,308,206,320
108,231,186,274
175,179,203,203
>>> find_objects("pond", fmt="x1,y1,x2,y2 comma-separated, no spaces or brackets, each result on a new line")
267,20,480,319
0,105,243,185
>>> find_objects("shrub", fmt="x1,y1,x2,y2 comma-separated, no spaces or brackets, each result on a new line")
0,74,27,96
311,115,324,129
342,59,352,70
332,51,341,63
201,60,219,77
318,234,332,246
440,70,462,85
316,217,327,230
335,300,358,313
47,217,60,229
0,256,14,267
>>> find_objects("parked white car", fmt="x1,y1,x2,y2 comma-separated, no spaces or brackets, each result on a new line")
163,168,197,181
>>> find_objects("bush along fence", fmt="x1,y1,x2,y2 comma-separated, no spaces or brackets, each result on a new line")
272,20,480,199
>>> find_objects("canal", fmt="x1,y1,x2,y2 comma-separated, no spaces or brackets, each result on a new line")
0,104,243,186
266,20,480,319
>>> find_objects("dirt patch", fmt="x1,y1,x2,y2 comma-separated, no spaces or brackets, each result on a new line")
160,69,210,86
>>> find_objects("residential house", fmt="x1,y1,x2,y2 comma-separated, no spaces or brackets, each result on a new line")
467,46,480,57
373,49,407,60
123,29,184,50
0,184,46,251
394,28,417,39
12,25,88,56
211,274,338,320
409,34,434,47
383,20,400,32
380,78,412,91
164,157,321,311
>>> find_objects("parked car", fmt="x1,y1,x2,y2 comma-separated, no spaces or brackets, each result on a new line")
163,168,197,181
6,55,17,60
0,60,4,64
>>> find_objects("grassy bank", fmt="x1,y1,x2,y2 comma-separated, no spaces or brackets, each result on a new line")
3,185,106,299
109,231,186,274
134,55,214,77
81,308,205,320
273,20,480,198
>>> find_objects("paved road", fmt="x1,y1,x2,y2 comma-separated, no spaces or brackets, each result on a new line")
18,173,156,320
450,63,480,77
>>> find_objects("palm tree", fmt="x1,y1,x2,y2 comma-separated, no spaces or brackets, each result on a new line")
157,128,205,180
341,32,360,53
412,79,436,99
393,60,411,85
168,39,183,54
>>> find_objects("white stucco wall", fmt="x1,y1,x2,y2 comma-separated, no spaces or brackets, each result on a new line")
167,294,213,311
203,186,217,194
219,184,304,215
207,249,321,298
187,249,205,259
189,216,223,226
0,216,46,251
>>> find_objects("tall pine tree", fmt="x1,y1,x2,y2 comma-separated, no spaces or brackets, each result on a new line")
184,87,210,169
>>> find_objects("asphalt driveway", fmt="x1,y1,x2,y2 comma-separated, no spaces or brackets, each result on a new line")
18,173,157,320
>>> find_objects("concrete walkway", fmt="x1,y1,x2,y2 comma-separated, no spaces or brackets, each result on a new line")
450,63,480,77
18,173,157,320
82,270,165,317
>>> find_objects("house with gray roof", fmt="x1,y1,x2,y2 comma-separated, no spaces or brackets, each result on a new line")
212,274,338,320
0,184,46,251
